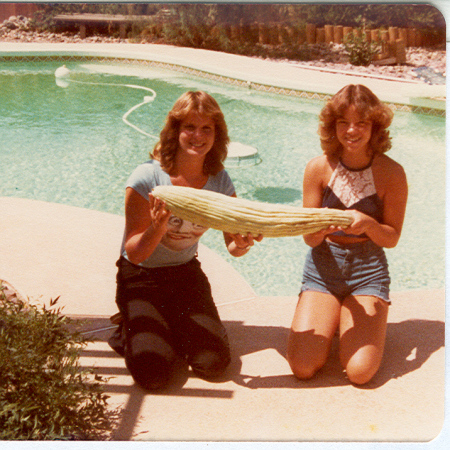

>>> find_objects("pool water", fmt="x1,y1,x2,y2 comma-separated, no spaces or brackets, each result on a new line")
0,60,445,296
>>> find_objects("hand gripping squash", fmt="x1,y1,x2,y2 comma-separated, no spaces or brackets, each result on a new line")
152,185,353,238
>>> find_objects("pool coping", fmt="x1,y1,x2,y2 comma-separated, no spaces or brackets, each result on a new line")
0,42,446,116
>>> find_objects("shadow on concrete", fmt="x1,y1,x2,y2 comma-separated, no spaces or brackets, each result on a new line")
225,318,445,390
368,318,445,388
75,316,444,439
78,317,445,389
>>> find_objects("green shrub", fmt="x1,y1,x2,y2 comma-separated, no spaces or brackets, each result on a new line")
343,31,380,66
0,284,113,440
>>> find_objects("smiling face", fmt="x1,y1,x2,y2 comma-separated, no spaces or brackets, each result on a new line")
178,111,216,159
336,105,373,157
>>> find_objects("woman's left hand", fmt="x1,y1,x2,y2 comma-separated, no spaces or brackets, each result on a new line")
341,210,376,236
226,232,263,256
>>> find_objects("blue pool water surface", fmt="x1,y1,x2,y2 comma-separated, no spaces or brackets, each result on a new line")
0,60,445,295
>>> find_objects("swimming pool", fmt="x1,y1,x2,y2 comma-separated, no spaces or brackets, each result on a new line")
0,59,445,295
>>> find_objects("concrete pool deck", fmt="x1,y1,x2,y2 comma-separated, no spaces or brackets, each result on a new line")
0,42,447,445
0,197,446,444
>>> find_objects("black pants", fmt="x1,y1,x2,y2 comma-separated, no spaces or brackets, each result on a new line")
111,256,231,390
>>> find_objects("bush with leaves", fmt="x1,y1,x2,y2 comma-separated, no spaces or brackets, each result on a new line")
343,31,381,66
0,283,113,440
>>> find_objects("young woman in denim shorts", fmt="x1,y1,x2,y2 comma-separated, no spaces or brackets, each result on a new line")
109,91,262,390
287,85,408,385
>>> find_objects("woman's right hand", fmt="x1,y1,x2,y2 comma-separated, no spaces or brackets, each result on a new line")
303,225,338,247
148,194,172,234
123,189,172,265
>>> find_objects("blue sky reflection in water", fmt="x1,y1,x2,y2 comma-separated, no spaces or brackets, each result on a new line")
0,61,445,295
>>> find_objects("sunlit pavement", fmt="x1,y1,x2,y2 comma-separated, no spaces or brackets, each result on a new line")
0,43,446,444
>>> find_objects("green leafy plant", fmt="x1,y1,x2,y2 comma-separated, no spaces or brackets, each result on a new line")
343,31,380,66
0,283,113,440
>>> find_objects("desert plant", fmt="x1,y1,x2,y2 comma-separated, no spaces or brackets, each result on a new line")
343,30,380,66
0,284,113,440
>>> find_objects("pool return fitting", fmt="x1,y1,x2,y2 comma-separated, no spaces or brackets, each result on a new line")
55,65,262,168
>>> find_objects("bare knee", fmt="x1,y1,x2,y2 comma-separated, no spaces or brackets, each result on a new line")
339,295,389,385
288,357,322,380
343,353,381,385
287,329,332,380
287,291,341,380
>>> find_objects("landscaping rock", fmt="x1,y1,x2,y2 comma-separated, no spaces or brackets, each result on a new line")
0,16,446,84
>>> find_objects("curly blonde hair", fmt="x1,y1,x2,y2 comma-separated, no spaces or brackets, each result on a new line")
318,84,394,158
151,91,229,176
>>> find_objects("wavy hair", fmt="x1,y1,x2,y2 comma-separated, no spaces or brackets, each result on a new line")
151,91,229,175
318,84,394,158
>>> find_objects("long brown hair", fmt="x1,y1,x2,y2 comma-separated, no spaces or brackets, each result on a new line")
151,91,229,175
318,84,394,158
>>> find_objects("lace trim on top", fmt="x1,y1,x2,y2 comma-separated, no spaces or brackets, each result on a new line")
327,161,376,208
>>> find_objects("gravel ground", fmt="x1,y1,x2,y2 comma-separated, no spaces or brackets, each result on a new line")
284,43,446,84
1,15,446,85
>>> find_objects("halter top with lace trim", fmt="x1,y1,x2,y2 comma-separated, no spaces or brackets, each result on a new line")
322,160,383,237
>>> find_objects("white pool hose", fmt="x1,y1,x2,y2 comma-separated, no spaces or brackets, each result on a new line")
55,65,158,139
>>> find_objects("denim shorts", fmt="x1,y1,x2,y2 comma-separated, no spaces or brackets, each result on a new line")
301,240,391,303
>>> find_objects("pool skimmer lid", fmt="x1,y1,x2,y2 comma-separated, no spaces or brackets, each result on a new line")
226,142,262,168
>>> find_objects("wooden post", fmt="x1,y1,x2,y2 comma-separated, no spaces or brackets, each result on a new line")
119,23,127,39
79,23,86,39
379,30,389,58
407,28,416,47
324,25,333,43
370,29,379,42
297,27,306,45
353,28,362,38
285,26,296,44
398,28,408,45
388,26,398,43
333,25,343,44
394,38,407,64
306,23,316,44
316,27,325,44
343,26,353,41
